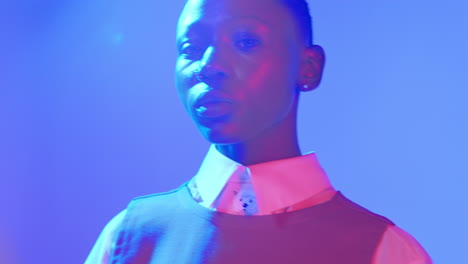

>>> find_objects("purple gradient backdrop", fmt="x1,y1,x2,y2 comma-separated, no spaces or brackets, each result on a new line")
1,0,467,263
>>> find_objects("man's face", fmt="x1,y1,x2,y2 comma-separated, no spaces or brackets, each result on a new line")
175,0,304,144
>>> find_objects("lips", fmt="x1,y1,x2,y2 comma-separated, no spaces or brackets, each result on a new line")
194,91,233,108
193,91,234,120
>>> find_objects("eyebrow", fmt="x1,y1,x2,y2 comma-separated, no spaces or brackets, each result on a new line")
177,15,270,42
176,21,208,48
227,15,271,26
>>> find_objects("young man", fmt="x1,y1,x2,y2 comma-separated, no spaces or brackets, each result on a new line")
86,0,432,263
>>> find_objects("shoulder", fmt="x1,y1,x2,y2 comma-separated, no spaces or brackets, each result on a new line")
132,184,184,202
85,184,187,264
85,210,127,264
333,192,394,226
105,210,127,236
126,184,187,212
332,193,431,263
115,183,189,232
373,225,432,264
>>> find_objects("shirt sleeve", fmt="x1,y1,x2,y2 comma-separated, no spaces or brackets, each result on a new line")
84,210,127,264
372,225,432,264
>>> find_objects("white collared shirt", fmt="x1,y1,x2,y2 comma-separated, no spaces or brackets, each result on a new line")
188,145,334,215
85,146,432,264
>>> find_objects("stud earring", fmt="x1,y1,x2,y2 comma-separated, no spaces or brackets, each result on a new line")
303,84,310,90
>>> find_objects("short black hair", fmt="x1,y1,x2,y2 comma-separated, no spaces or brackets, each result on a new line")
278,0,314,46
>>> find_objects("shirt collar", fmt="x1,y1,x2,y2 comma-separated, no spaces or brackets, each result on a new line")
190,144,334,214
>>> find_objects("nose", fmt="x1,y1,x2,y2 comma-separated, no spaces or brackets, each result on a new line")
195,46,228,84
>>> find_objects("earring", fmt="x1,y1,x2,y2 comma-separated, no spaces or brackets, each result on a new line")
302,84,310,90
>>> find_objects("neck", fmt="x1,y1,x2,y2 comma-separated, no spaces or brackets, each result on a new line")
215,104,301,166
215,139,301,166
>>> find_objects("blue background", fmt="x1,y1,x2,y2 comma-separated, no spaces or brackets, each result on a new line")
1,0,466,263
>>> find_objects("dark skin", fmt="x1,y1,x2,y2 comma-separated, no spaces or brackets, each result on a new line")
176,0,325,165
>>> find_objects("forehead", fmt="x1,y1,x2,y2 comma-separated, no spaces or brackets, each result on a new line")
177,0,294,35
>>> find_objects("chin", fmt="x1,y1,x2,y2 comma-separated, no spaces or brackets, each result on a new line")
198,125,247,145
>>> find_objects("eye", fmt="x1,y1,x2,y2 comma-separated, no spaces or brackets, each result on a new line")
179,43,203,59
236,38,261,50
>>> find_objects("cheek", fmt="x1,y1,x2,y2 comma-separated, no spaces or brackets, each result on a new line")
236,44,299,91
175,58,195,85
237,52,298,104
232,49,299,127
175,59,197,105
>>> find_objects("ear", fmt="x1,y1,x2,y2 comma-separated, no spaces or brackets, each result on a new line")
298,45,325,92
